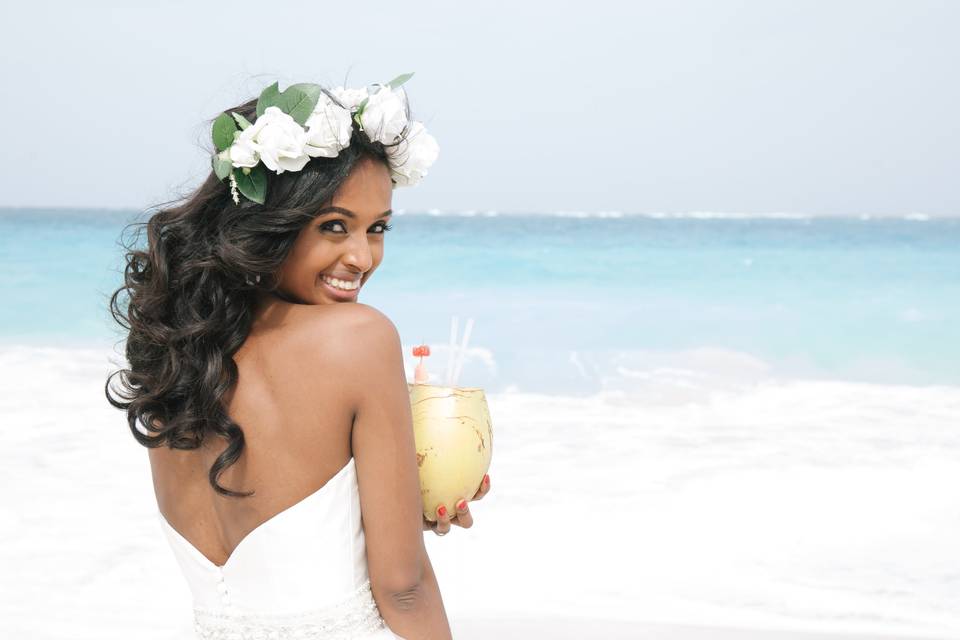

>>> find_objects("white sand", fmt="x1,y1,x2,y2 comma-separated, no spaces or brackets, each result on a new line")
1,344,958,639
451,617,944,640
451,616,943,639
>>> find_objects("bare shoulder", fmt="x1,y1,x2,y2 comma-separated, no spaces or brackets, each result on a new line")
277,303,404,399
285,302,400,352
327,302,397,334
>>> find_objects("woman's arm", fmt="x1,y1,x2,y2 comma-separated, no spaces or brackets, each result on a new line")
337,303,451,639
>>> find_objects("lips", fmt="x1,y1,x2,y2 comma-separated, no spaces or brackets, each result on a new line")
319,273,361,300
323,273,362,282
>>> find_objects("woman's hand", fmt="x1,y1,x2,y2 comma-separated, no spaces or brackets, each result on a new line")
423,473,490,536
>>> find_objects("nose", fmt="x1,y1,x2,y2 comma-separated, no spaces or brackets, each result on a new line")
341,232,374,274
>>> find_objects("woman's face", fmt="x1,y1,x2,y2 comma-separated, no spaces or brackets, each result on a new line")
274,155,393,305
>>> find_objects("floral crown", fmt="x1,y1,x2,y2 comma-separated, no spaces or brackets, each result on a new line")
210,72,439,204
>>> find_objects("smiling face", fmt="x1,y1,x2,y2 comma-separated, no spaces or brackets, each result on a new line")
273,155,394,305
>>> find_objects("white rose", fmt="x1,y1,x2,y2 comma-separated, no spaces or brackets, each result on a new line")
232,106,309,174
303,93,353,158
360,85,408,145
387,121,439,187
331,86,368,111
227,135,259,168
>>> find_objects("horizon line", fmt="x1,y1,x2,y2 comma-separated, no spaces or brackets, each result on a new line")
1,205,958,220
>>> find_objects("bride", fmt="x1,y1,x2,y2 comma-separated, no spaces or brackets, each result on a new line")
105,75,490,639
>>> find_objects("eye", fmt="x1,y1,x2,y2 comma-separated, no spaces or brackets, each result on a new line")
319,220,393,233
320,220,348,233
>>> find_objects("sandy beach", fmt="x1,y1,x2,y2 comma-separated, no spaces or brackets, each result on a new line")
2,344,958,639
452,616,945,639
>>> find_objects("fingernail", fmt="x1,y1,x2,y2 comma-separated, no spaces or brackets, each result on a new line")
438,505,447,518
483,474,490,487
456,499,467,511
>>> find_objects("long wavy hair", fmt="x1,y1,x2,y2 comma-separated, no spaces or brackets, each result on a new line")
105,86,400,498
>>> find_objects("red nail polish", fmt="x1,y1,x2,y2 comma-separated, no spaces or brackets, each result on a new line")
438,505,447,517
483,474,490,486
456,499,467,511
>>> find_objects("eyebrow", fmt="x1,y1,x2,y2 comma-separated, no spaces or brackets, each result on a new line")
315,206,392,219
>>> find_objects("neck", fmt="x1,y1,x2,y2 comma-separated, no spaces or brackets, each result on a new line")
251,289,304,330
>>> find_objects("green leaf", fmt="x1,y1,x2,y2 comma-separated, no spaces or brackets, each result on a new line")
255,82,322,125
233,165,267,204
231,111,253,130
281,83,322,124
353,96,370,130
212,152,232,180
212,113,238,152
386,72,414,89
256,82,280,118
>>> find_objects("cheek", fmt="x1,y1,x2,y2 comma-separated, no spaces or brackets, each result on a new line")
279,239,327,288
292,250,328,285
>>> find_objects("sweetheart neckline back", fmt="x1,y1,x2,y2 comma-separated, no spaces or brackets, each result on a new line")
158,456,356,571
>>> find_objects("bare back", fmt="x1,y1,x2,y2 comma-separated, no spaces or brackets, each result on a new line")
149,301,358,568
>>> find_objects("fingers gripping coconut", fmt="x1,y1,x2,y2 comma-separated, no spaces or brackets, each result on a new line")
408,322,493,537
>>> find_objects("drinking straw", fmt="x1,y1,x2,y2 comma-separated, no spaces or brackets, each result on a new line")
450,317,474,387
444,315,459,387
412,339,430,383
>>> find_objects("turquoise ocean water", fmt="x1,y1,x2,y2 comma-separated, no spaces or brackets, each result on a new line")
1,207,957,392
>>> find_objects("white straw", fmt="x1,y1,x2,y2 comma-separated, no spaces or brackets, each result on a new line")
444,315,459,387
450,317,474,387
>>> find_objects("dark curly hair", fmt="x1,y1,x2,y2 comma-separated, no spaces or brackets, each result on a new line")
105,85,403,498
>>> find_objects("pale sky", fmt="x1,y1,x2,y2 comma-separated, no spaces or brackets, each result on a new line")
3,0,958,215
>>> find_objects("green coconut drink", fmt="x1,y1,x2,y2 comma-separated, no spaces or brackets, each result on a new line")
408,382,493,521
407,318,493,521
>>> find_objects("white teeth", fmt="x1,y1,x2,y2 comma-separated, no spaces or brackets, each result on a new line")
323,275,359,291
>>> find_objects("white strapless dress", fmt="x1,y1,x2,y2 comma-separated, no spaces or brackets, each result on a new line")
157,457,404,639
